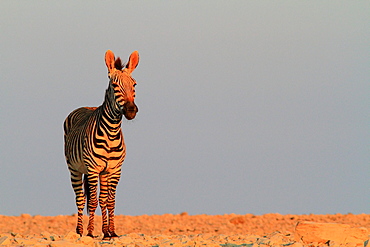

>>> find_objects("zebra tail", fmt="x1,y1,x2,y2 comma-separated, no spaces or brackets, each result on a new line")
83,174,90,214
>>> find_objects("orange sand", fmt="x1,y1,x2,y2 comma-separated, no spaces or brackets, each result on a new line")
0,213,369,246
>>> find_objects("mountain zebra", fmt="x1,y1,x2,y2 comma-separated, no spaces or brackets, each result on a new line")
64,50,139,239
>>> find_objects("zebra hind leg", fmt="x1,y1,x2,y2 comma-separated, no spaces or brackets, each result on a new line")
70,169,85,236
107,171,121,238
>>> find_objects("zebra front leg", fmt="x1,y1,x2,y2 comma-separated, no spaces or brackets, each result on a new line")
99,173,110,240
86,173,99,238
107,171,121,238
70,169,85,236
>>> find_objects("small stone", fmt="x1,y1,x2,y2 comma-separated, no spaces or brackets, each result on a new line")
78,235,95,245
230,216,245,225
117,236,133,244
14,238,37,246
20,213,32,218
256,237,269,245
40,231,51,240
64,231,80,240
0,236,12,245
364,239,369,247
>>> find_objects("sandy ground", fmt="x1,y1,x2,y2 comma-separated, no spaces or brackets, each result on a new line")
0,213,369,246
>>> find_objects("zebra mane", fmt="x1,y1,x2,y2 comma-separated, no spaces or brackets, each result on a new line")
114,57,125,70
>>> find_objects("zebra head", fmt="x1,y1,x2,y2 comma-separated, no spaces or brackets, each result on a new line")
105,50,139,120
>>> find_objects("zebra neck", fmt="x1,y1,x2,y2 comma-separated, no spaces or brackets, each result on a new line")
101,86,123,124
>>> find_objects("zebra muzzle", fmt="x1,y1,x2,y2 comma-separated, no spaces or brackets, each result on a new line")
122,101,138,120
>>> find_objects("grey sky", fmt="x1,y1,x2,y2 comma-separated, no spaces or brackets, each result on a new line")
1,1,369,216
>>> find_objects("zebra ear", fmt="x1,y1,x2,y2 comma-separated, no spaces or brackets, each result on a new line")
124,51,139,74
105,50,116,73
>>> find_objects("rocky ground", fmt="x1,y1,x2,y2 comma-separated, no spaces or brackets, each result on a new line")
0,213,369,246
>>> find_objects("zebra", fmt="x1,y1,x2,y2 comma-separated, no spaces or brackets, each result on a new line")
63,50,139,239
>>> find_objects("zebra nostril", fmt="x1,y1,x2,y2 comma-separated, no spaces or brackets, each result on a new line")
125,102,137,112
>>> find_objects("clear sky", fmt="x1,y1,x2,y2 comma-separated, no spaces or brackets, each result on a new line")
1,1,369,216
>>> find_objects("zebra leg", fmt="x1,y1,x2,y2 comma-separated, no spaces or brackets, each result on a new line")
107,170,121,237
86,173,99,238
70,169,85,236
99,173,110,240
